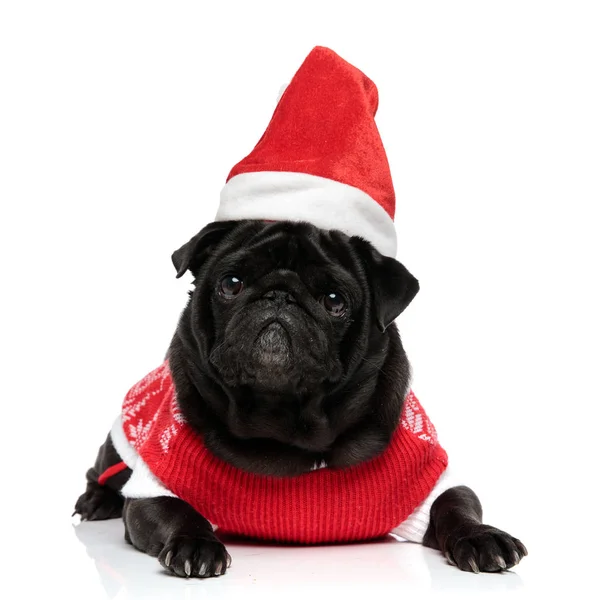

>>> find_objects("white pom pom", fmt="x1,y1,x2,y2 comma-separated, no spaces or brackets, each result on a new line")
275,82,289,105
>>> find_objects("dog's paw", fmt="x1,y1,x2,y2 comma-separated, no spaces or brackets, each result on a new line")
445,524,528,573
73,481,124,521
158,536,231,578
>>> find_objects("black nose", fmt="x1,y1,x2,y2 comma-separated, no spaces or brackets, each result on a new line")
263,290,297,304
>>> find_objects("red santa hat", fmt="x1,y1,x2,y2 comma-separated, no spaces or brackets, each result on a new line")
216,46,397,257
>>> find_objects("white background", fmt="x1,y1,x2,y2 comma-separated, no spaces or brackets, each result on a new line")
1,1,599,598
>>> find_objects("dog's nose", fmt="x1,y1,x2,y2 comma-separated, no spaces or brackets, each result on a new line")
263,290,297,304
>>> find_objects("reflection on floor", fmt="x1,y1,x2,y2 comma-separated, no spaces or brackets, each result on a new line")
73,519,526,599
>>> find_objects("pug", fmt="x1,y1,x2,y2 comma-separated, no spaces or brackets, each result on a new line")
74,219,527,578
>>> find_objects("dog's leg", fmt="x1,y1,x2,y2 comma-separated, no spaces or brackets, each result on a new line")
123,496,231,578
423,485,528,573
74,433,132,520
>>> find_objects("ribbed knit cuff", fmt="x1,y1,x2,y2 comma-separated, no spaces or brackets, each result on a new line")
391,468,462,543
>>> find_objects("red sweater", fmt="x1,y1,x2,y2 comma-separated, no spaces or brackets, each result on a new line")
118,361,448,544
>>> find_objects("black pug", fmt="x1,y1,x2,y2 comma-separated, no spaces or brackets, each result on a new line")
74,219,527,578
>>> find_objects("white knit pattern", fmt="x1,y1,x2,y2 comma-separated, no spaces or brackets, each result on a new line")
121,363,185,454
159,393,186,453
402,390,439,445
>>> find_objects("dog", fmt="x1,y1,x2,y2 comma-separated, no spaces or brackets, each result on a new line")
74,219,527,578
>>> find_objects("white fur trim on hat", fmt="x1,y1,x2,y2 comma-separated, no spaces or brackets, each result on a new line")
216,172,398,258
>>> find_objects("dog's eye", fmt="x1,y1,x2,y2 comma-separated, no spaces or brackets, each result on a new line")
220,276,244,298
321,292,346,317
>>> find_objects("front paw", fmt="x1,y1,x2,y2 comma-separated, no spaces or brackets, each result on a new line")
158,535,231,578
73,481,123,521
445,524,527,573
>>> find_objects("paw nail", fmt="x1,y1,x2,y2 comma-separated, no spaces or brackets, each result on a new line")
184,559,192,577
518,542,528,556
445,552,456,566
468,558,480,574
496,556,507,569
165,550,173,567
512,551,521,565
199,563,208,577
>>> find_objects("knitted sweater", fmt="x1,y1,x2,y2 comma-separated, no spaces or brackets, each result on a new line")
109,361,450,544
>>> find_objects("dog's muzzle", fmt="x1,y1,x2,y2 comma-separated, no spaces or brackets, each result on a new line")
254,321,291,367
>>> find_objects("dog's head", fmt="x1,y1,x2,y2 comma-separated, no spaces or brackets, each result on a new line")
170,220,419,475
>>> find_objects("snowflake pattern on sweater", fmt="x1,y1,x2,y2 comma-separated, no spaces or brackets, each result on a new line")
122,363,175,451
123,363,440,455
116,361,449,544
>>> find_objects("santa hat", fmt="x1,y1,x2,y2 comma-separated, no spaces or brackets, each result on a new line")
215,46,397,257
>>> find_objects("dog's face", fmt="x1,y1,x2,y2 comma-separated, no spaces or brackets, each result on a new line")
170,220,419,474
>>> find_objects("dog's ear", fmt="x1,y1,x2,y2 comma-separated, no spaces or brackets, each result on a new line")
172,221,239,278
351,238,420,332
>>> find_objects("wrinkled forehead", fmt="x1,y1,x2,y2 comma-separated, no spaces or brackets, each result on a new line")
212,223,364,293
218,224,346,269
250,226,332,266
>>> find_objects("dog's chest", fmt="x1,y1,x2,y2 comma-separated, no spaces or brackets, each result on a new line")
122,361,448,543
